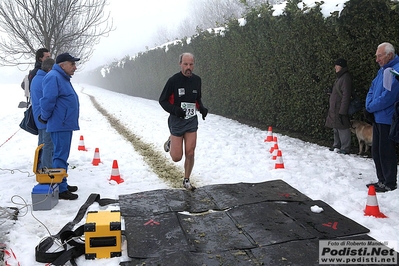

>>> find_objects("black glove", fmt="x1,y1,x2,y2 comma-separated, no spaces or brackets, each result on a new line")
395,75,399,81
199,105,208,120
38,115,47,124
174,107,186,118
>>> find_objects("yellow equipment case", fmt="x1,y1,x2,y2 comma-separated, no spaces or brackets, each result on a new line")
33,144,67,183
84,210,122,259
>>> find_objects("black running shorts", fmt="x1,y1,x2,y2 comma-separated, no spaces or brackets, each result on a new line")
168,115,198,137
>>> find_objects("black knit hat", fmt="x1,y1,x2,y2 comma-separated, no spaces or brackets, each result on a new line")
334,58,347,68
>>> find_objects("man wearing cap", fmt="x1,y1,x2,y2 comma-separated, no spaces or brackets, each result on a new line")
325,58,353,154
365,42,399,192
39,53,80,200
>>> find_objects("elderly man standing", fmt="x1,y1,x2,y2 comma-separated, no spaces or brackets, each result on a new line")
39,53,80,200
366,42,399,192
325,58,352,154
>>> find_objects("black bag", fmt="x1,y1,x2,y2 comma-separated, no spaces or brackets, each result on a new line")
19,105,38,135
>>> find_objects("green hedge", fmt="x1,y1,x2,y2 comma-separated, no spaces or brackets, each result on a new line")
82,0,399,144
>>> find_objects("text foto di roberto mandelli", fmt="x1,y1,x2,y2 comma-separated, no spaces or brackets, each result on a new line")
319,240,397,265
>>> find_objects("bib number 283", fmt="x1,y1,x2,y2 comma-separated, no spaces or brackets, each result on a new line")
181,102,196,119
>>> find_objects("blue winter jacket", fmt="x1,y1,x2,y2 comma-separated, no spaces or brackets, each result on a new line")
366,55,399,125
40,64,80,132
30,69,47,130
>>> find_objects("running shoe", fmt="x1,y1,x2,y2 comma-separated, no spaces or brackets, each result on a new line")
183,178,191,189
164,137,171,152
183,178,195,191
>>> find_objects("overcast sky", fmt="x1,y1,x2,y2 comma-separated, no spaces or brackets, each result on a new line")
84,0,189,71
1,0,189,82
0,0,347,82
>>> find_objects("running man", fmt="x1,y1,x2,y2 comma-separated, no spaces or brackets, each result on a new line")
159,52,208,190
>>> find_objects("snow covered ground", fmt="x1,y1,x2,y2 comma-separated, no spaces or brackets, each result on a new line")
0,83,398,265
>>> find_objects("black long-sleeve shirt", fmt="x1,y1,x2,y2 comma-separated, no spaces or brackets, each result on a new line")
159,71,203,116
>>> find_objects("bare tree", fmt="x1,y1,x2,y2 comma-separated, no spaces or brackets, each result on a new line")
190,0,244,30
156,0,283,44
240,0,283,7
0,0,113,67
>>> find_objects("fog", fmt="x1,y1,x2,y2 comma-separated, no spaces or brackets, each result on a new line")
0,0,190,83
84,0,190,71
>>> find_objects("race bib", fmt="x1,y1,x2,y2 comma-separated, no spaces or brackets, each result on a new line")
181,102,196,119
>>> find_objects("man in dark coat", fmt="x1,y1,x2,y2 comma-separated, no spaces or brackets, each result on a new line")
325,58,352,154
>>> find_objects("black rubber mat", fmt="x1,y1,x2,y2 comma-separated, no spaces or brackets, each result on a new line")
123,212,193,258
119,179,375,265
276,200,370,238
121,249,256,266
119,188,218,217
226,202,316,246
200,180,312,210
248,179,313,202
250,239,321,265
178,210,256,252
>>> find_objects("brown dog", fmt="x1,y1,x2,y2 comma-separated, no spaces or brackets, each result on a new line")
350,120,372,155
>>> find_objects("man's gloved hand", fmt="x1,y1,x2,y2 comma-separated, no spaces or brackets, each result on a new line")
38,115,47,124
199,105,208,120
174,107,186,118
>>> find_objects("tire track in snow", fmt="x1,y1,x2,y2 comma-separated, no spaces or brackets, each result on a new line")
84,91,185,188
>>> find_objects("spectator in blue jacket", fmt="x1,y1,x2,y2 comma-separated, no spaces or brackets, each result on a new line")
39,53,80,200
30,58,55,169
366,42,399,192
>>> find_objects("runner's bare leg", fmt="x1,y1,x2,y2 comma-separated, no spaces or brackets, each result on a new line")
170,135,183,162
183,132,196,179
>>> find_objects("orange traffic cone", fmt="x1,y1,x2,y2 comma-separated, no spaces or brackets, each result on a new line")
364,185,387,218
109,160,124,184
272,144,279,160
264,126,273,142
269,136,278,153
92,148,101,166
274,150,285,169
78,135,87,151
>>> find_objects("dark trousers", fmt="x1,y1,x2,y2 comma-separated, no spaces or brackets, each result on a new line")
372,123,397,188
